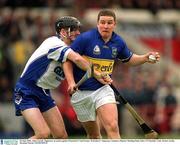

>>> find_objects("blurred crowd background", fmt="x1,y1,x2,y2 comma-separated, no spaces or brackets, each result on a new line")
0,0,180,139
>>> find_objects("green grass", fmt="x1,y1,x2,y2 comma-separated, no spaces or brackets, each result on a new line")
69,133,180,139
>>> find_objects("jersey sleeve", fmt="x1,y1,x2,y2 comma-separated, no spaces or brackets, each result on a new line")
47,46,72,63
117,39,133,63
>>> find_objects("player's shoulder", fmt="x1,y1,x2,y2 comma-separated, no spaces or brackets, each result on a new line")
44,36,64,45
112,32,126,43
37,36,66,52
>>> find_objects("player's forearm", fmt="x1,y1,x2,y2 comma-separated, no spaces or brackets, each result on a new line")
126,54,148,66
74,57,91,71
127,52,160,66
63,61,75,85
68,51,91,71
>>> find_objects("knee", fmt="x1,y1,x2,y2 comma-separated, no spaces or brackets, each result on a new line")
87,135,101,139
61,133,68,139
107,121,119,133
88,134,101,139
35,129,51,139
53,130,68,139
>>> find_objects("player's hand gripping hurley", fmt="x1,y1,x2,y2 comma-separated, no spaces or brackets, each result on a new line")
74,64,112,89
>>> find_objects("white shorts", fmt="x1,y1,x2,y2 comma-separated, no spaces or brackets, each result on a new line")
71,85,116,122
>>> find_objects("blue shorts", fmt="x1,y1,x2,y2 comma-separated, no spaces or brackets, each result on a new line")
13,82,56,116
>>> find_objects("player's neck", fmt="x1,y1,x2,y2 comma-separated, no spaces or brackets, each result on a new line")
63,39,71,46
102,37,111,43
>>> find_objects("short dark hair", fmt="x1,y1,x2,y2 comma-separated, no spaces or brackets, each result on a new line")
97,9,116,21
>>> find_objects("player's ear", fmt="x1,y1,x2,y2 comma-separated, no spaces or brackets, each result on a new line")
60,28,65,34
114,20,116,26
60,28,67,37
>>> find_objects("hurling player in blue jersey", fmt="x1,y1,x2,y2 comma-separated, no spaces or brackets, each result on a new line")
68,9,160,139
12,16,111,139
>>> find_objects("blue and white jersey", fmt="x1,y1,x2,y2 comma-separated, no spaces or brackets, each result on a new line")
19,36,72,89
71,28,133,90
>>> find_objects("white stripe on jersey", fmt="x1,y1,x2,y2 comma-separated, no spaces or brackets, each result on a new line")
20,36,72,89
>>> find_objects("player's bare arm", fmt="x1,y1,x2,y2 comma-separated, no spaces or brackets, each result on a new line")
67,50,91,71
62,61,76,94
126,52,160,66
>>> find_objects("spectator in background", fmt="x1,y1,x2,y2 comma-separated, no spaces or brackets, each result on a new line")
0,54,14,102
155,71,177,134
134,0,150,9
174,0,180,9
162,0,174,9
149,0,162,15
140,72,158,129
172,21,180,63
120,0,134,8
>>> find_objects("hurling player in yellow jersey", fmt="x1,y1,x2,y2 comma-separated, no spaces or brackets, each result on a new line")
67,9,160,139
